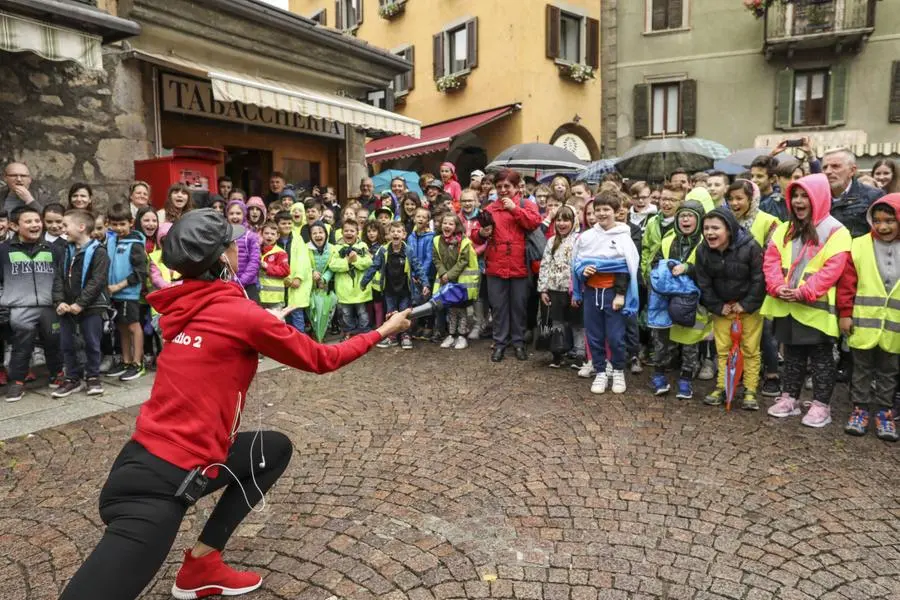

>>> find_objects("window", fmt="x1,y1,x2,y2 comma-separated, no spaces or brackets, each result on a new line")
633,80,697,138
648,0,685,32
336,0,363,30
432,18,478,80
774,65,848,129
891,61,900,123
310,9,327,26
559,13,581,63
394,46,415,95
651,83,680,135
448,26,468,74
546,6,599,68
793,70,828,126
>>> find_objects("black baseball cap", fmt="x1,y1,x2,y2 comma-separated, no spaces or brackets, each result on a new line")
162,208,245,278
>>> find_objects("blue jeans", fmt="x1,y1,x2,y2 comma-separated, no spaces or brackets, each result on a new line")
383,294,410,315
288,308,305,333
761,318,779,376
61,313,103,380
625,314,640,359
338,303,370,334
583,287,627,372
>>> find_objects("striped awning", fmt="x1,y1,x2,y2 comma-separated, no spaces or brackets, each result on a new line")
0,10,102,70
132,49,421,138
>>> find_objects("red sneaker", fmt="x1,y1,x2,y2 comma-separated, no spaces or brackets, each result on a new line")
0,369,7,386
24,370,36,383
172,550,262,599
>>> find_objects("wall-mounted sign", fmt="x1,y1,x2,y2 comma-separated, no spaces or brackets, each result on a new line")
160,72,346,140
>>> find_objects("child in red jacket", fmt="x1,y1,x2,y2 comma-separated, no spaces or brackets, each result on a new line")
258,222,291,309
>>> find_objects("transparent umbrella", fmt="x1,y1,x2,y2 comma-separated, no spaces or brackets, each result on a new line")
615,138,730,181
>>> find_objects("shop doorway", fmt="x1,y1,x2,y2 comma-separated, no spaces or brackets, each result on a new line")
224,147,273,198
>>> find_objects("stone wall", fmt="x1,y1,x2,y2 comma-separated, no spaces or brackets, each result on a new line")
0,50,152,211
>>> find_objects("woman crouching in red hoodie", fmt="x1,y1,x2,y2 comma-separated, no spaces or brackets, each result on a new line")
61,209,412,600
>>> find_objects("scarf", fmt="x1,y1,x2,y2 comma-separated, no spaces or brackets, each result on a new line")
442,232,462,246
732,179,761,232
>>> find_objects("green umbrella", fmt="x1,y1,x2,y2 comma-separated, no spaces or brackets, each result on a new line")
308,288,337,342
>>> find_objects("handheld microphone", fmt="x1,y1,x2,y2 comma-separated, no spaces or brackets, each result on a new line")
409,301,435,320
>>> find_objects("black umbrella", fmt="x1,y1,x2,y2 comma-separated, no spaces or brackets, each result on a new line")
486,143,586,174
615,137,730,181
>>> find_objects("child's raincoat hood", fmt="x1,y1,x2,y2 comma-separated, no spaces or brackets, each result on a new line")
784,173,832,226
686,187,715,214
866,193,900,237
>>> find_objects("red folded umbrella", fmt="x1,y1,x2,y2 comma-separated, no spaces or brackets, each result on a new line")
725,314,744,411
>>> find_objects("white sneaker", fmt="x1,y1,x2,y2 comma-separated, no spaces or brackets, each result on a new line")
454,336,468,350
591,373,608,394
611,370,627,394
630,357,643,374
577,362,595,378
697,359,715,381
467,325,482,340
606,363,613,377
440,335,455,349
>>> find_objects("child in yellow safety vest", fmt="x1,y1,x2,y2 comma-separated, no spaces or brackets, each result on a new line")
433,212,479,350
147,222,181,338
258,222,291,310
762,174,852,429
837,194,900,441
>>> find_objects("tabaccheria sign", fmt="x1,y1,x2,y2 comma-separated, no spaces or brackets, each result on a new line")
160,73,346,140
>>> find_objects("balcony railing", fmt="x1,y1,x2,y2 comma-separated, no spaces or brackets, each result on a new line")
765,0,875,56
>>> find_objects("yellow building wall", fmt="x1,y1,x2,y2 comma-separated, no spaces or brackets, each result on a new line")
291,0,602,160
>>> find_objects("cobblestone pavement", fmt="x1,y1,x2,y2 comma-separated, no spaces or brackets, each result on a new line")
2,342,900,600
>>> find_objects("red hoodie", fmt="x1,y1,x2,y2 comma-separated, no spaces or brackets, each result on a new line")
135,279,381,473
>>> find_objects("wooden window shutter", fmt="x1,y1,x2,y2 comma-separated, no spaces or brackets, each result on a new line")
651,0,667,30
357,0,364,26
774,69,794,129
407,46,415,91
433,32,445,80
667,0,684,29
680,79,697,136
335,0,343,29
890,61,900,123
546,5,561,59
586,17,600,69
466,18,478,69
633,84,650,139
321,8,327,26
827,64,849,126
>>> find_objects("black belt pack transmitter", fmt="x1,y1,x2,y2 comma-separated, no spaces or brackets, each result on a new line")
175,467,209,505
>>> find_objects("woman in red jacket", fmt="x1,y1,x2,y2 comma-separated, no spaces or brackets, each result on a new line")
470,169,543,362
60,209,411,600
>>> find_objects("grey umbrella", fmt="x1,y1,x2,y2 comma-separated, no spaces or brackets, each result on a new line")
615,138,730,181
486,143,586,174
721,147,796,169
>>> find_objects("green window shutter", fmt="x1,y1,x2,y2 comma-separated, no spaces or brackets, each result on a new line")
651,0,667,30
775,69,794,130
407,45,415,91
633,84,650,139
668,0,684,28
891,61,900,123
680,79,697,136
828,64,849,126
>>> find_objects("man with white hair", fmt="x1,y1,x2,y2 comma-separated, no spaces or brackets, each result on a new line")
822,148,883,238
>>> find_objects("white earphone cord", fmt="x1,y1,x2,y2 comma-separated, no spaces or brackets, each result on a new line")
201,392,268,513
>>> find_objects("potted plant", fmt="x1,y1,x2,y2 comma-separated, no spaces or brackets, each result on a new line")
378,1,405,19
436,74,466,93
559,63,595,83
742,0,796,19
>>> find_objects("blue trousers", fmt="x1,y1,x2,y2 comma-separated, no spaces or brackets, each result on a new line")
583,287,627,372
338,303,370,334
288,308,305,333
60,313,103,380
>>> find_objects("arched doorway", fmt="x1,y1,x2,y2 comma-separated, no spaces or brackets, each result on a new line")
550,124,601,162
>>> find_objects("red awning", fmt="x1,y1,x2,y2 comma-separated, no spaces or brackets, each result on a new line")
365,104,518,163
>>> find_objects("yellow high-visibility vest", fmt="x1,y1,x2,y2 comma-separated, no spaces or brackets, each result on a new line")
848,233,900,353
749,211,780,248
432,237,480,300
760,222,851,337
259,246,288,305
661,234,710,344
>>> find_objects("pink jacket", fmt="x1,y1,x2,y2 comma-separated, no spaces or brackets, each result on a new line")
762,174,849,304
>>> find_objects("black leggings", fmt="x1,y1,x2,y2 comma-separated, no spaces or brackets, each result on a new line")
60,431,293,600
782,342,836,405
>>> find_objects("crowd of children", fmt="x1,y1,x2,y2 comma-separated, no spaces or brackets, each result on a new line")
1,152,898,440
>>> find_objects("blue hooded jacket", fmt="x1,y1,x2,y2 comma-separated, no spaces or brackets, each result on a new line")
572,258,639,316
648,259,701,329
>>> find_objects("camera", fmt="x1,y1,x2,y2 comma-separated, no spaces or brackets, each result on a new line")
785,138,805,148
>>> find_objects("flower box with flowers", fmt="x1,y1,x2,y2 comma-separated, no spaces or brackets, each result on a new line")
742,0,796,19
558,63,595,83
436,74,466,93
378,1,405,19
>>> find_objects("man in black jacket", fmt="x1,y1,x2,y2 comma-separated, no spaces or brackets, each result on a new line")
51,209,110,398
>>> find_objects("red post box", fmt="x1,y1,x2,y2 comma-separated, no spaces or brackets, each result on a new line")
134,146,226,209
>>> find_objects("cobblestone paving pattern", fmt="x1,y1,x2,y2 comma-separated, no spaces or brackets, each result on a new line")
2,344,900,600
